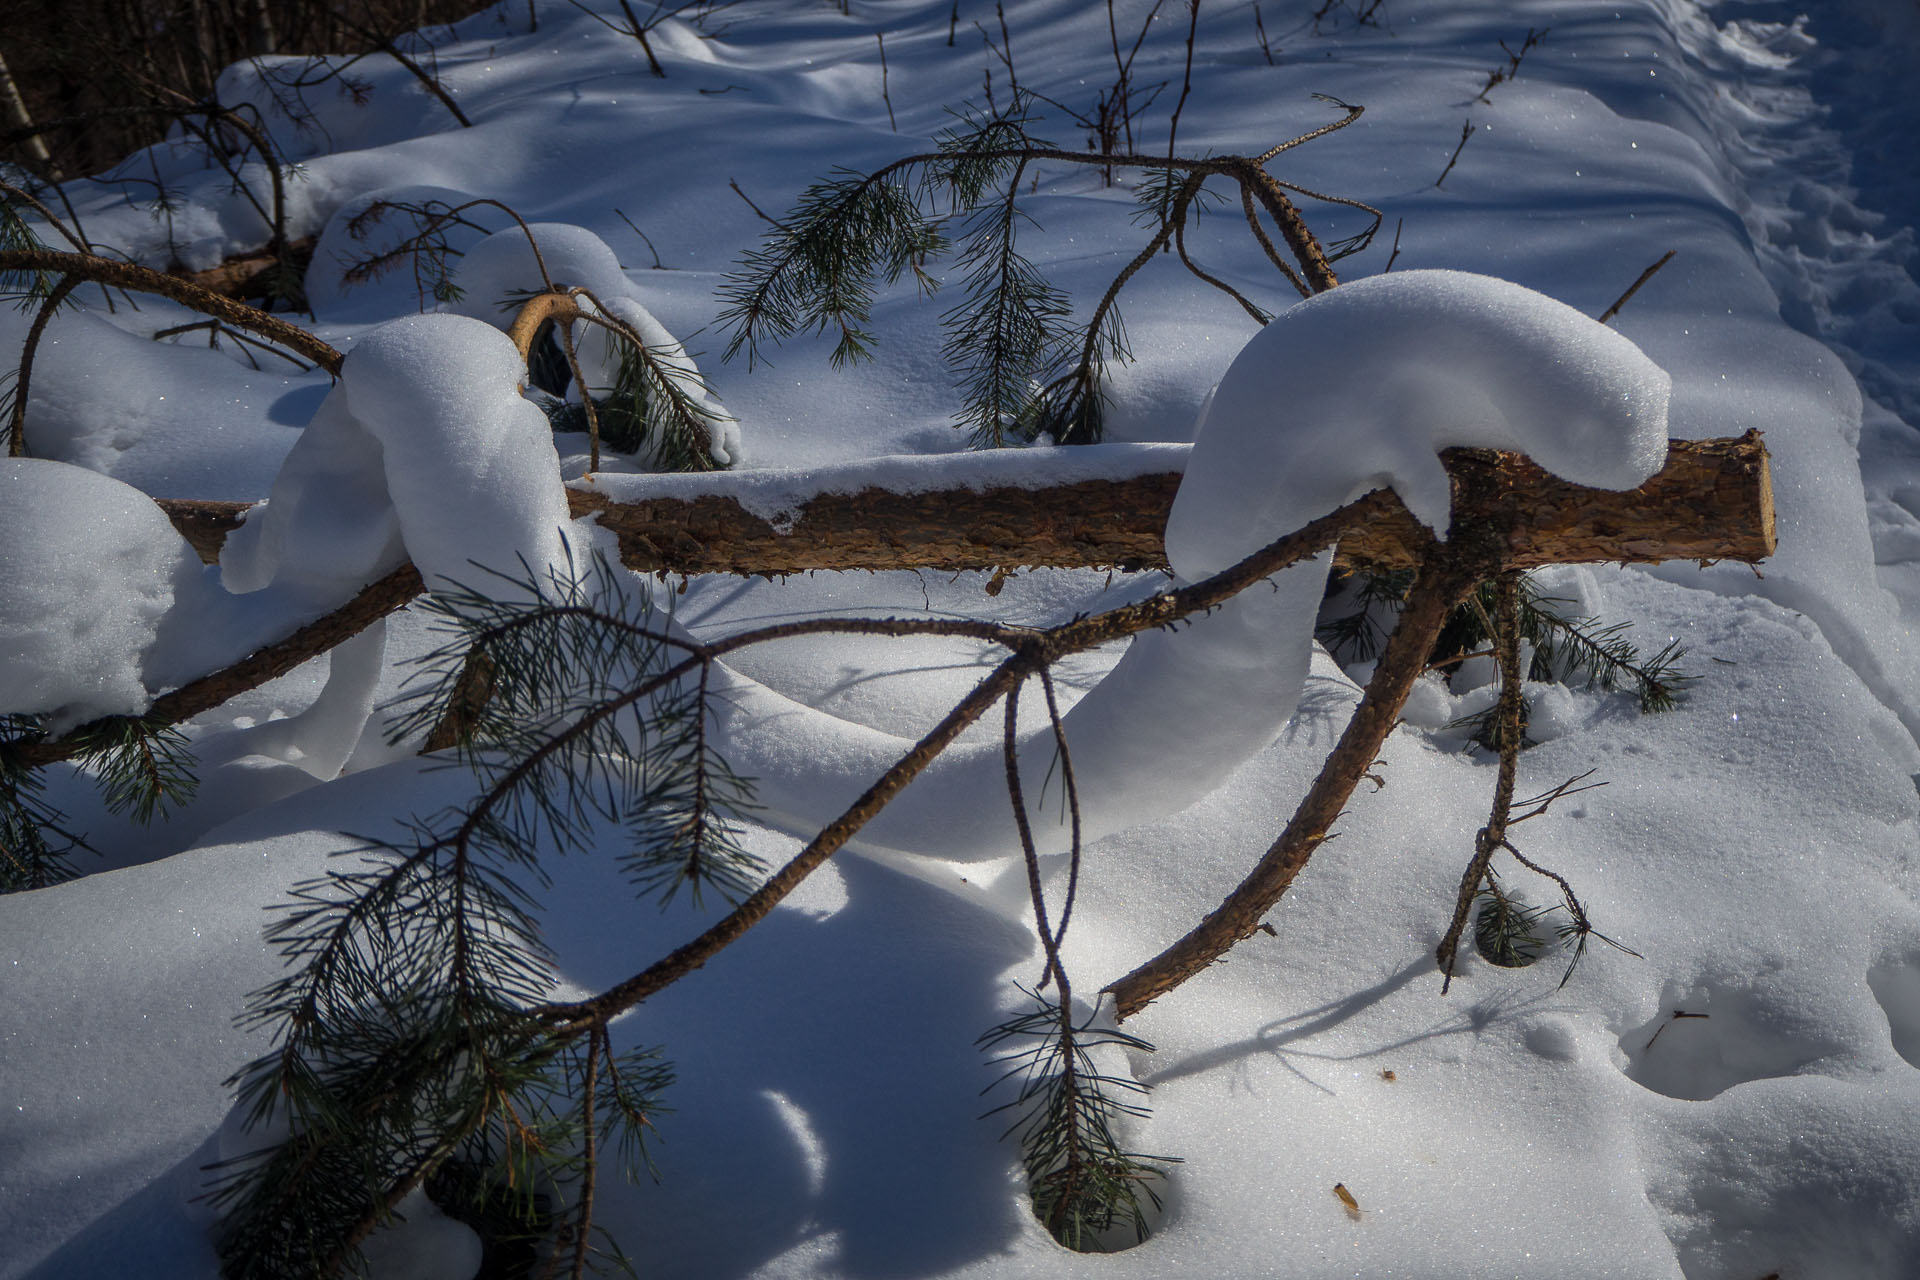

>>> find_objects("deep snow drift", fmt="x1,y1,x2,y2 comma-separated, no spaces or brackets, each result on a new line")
3,2,1920,1279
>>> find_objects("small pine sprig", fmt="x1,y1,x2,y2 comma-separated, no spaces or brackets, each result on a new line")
0,187,67,309
581,304,734,472
1316,568,1415,665
1533,613,1692,712
388,552,764,905
980,989,1174,1252
1471,875,1552,969
0,711,198,892
718,93,1110,449
0,736,93,892
214,551,724,1275
942,161,1074,448
65,714,200,823
717,165,944,370
1323,570,1694,713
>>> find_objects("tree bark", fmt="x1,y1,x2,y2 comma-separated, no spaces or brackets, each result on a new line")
158,432,1775,575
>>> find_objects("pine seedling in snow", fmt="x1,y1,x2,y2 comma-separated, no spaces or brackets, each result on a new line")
211,554,756,1277
979,672,1174,1250
1471,872,1554,969
980,992,1172,1251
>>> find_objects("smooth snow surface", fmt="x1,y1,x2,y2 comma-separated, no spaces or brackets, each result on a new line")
6,2,1920,1279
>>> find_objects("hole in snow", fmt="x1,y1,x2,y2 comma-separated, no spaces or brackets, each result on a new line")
1867,951,1920,1069
1619,981,1837,1101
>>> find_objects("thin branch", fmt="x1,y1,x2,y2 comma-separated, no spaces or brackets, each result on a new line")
1598,250,1675,325
876,33,897,132
1435,119,1473,188
1161,1,1202,226
0,248,342,372
1436,570,1522,989
7,273,78,456
7,565,424,769
1104,518,1503,1019
1238,179,1310,299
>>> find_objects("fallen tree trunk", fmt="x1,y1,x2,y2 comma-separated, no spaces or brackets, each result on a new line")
159,431,1774,573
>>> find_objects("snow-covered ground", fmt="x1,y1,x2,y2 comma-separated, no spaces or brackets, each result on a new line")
4,1,1920,1277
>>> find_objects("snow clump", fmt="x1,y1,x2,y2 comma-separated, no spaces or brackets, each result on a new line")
0,459,213,731
1166,269,1672,580
221,312,582,602
449,223,743,467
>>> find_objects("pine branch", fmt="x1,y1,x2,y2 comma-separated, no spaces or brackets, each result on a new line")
718,96,1372,444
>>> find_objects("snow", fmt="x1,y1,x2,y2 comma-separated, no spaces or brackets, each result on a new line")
222,312,579,599
1164,268,1671,578
5,1,1920,1278
0,460,213,729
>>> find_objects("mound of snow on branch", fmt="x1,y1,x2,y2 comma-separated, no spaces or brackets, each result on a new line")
0,460,218,730
1165,269,1672,579
730,272,1674,865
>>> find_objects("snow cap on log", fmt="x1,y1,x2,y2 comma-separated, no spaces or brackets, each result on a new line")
1166,270,1672,581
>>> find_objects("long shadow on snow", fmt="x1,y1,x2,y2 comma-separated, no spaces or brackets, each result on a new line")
543,844,1039,1279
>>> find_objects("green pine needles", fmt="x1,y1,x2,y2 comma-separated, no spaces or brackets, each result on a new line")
1321,568,1695,716
980,991,1173,1251
0,712,198,891
210,553,758,1278
719,93,1378,448
529,308,732,474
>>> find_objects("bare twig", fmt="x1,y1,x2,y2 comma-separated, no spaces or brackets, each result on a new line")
727,178,788,230
1598,250,1676,325
1162,1,1202,226
1253,1,1277,64
876,33,897,132
1642,1008,1709,1053
1436,571,1523,989
1435,119,1473,188
7,273,79,456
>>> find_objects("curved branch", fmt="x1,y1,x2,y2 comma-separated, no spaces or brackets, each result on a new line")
0,248,343,372
1104,543,1485,1019
7,272,78,456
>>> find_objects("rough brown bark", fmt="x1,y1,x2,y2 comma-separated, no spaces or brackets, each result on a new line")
177,235,315,301
158,433,1775,575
